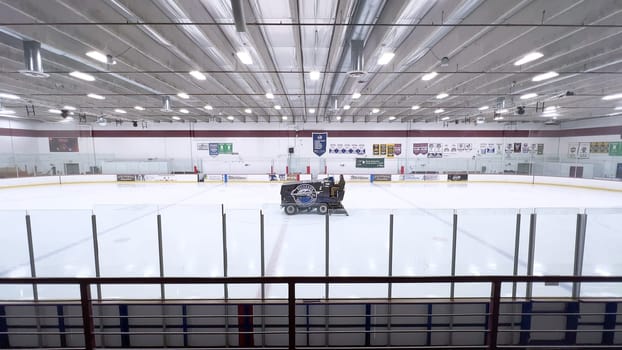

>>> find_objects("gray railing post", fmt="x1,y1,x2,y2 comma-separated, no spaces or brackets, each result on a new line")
572,212,588,298
80,282,96,350
91,214,102,301
288,282,296,350
526,212,537,298
512,212,521,299
487,280,501,350
450,210,458,299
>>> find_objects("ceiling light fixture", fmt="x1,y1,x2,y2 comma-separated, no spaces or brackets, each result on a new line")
236,51,253,65
422,72,438,81
478,105,489,111
602,93,622,101
0,93,20,100
441,116,450,121
309,70,320,80
343,104,351,110
544,106,557,112
520,93,538,99
498,108,509,114
227,115,234,120
244,108,252,114
494,116,504,121
69,71,95,81
434,109,444,114
177,92,190,99
265,92,274,99
411,105,420,110
96,117,107,126
377,52,395,65
204,105,213,110
309,108,316,114
388,116,396,120
179,108,189,114
61,116,73,122
114,109,126,114
282,115,288,120
189,70,206,80
514,52,543,66
532,71,559,82
436,93,448,99
0,109,15,115
335,116,342,121
274,105,281,110
86,51,116,65
63,105,76,111
172,116,181,121
352,92,361,99
134,106,145,111
372,108,380,114
615,106,622,110
49,108,62,114
87,93,105,100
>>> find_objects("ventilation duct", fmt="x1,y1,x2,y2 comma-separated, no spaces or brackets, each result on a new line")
348,40,366,77
231,0,247,32
161,96,172,112
19,41,49,78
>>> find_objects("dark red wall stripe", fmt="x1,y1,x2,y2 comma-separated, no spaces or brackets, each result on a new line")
0,126,620,138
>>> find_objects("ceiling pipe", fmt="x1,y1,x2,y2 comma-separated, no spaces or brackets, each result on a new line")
348,40,365,77
231,0,247,32
19,40,49,78
161,96,172,112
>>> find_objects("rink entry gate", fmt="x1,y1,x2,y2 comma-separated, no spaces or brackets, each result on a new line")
1,275,622,350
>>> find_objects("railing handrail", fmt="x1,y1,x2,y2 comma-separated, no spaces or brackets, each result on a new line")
0,275,621,285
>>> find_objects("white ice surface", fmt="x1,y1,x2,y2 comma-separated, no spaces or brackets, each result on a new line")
0,182,621,299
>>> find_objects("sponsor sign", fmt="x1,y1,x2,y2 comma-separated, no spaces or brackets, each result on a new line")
404,174,425,180
356,158,385,168
218,143,233,154
609,142,622,156
117,174,140,181
49,137,79,152
447,173,469,181
197,143,210,151
373,174,392,181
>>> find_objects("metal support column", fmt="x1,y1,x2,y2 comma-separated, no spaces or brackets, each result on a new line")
486,281,501,350
512,212,521,299
572,213,588,298
450,211,458,299
288,282,296,350
80,282,96,350
526,213,537,299
387,214,394,346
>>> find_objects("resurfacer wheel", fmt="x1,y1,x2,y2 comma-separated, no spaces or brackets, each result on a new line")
285,205,297,215
318,204,328,215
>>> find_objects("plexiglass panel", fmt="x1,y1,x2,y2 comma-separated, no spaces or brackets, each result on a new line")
0,210,33,299
582,208,622,297
226,209,261,298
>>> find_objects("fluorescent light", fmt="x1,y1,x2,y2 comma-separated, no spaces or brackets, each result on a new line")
172,116,181,120
63,105,76,111
422,72,438,81
177,92,189,99
309,70,320,80
87,93,105,100
615,106,622,110
236,51,253,65
411,105,420,110
514,52,543,66
478,105,489,111
372,108,380,114
377,52,395,65
352,92,361,99
602,93,622,101
96,117,107,126
265,92,274,99
441,116,450,121
134,106,145,111
282,115,288,120
244,108,252,114
343,104,351,110
0,93,20,100
335,116,342,120
494,116,504,121
388,116,396,120
309,108,315,113
274,105,281,110
476,118,485,124
179,108,189,114
227,115,234,120
204,105,213,110
436,93,448,99
62,116,74,122
86,51,111,64
497,108,509,114
49,109,62,114
434,109,444,114
69,71,95,81
114,109,126,114
532,71,559,82
544,106,557,112
0,109,15,114
520,93,538,99
542,113,559,117
189,70,206,80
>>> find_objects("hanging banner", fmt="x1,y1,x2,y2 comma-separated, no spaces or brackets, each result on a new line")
394,144,402,156
209,143,219,156
413,143,428,156
590,142,609,154
387,144,395,158
568,143,579,158
312,132,327,156
578,142,590,159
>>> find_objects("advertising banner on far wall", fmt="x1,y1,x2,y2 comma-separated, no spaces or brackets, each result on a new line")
49,137,79,152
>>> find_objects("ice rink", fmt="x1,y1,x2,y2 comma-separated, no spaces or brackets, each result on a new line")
1,181,621,300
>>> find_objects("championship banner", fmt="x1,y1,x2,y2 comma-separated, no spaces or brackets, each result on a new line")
49,137,79,152
413,143,428,156
387,144,394,158
568,143,579,158
537,144,544,155
209,143,219,156
312,132,327,156
578,142,590,159
394,144,402,156
590,142,609,154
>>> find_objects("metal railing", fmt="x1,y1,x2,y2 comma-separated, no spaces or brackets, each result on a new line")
1,275,622,350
